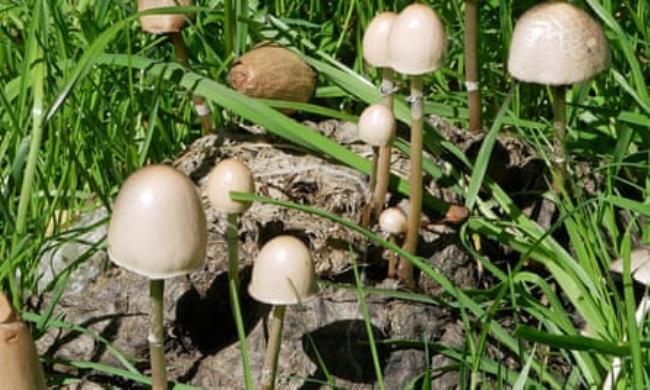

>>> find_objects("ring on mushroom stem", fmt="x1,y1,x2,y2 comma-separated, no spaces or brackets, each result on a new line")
107,165,207,390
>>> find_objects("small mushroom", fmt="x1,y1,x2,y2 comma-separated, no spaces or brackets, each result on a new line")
248,236,319,390
0,292,46,390
379,208,407,279
107,165,207,390
507,2,608,190
358,104,396,148
387,3,447,289
137,0,192,35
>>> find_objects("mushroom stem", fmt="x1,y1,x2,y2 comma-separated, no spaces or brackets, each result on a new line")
387,234,398,279
149,279,167,390
170,32,214,136
360,146,380,229
551,85,567,191
464,0,481,132
400,75,424,289
261,305,286,390
371,68,395,220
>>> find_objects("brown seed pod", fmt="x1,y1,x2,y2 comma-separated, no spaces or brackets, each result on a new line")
138,0,192,35
228,45,317,114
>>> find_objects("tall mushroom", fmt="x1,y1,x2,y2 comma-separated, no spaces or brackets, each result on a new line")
248,236,319,390
107,165,207,390
0,291,47,390
137,0,214,135
388,4,447,288
507,2,608,190
362,12,398,221
379,208,407,279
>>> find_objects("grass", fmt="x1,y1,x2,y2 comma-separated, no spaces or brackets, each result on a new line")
1,0,649,388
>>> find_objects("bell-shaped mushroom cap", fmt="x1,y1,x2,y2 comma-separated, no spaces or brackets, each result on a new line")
379,208,407,235
107,165,207,279
358,104,396,146
207,158,254,214
249,236,319,305
610,246,650,286
507,2,609,85
363,12,398,68
138,0,192,35
387,4,447,75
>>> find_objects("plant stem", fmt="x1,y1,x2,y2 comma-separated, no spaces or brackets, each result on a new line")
371,67,395,220
464,0,481,132
149,279,167,390
400,76,424,289
551,85,567,192
170,32,213,136
227,213,241,292
260,305,286,390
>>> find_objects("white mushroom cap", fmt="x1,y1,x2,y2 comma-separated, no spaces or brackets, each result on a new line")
248,236,319,305
138,0,192,34
387,4,447,75
207,158,255,214
507,2,609,85
610,246,650,286
379,208,407,235
363,12,398,68
107,165,207,279
358,104,396,146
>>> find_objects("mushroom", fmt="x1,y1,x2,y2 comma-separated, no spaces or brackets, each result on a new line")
0,291,47,390
387,3,447,288
603,246,650,389
358,104,396,158
248,236,319,390
107,165,207,390
464,0,481,131
507,2,608,190
379,208,407,279
137,0,214,135
363,12,398,221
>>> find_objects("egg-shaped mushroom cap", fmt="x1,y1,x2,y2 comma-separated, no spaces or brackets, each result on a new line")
107,165,207,279
249,236,319,305
358,104,396,146
610,246,650,286
207,158,254,214
138,0,192,35
379,208,407,235
507,2,609,85
387,4,447,75
363,12,398,68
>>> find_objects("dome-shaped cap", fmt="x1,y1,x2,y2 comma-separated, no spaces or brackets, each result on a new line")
388,4,447,75
138,0,192,34
610,246,650,286
507,2,609,85
107,165,207,279
249,236,319,305
363,12,398,68
207,158,254,214
358,104,396,146
379,208,407,235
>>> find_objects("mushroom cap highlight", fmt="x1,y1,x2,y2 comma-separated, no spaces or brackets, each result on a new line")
379,208,407,235
137,0,192,34
357,104,396,146
387,4,447,75
507,2,609,85
107,165,207,279
207,158,254,214
363,12,398,68
249,236,319,305
610,246,650,286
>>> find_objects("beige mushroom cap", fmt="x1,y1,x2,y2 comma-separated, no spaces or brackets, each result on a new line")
207,159,254,214
358,104,396,146
138,0,192,34
387,4,447,75
249,236,319,305
107,165,207,279
363,12,398,68
610,246,650,286
379,208,407,235
507,2,609,85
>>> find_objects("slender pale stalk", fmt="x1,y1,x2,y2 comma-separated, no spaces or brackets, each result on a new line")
551,85,567,191
371,68,395,219
260,305,286,390
149,279,167,390
464,0,481,132
400,76,424,289
387,235,398,279
170,32,213,136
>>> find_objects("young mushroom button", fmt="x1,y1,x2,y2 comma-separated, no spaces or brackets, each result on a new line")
358,104,396,147
379,208,407,236
137,0,192,35
207,158,255,214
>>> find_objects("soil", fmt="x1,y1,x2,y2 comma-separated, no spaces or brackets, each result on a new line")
35,116,551,389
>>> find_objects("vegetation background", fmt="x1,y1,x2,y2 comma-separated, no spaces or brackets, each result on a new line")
0,0,649,388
